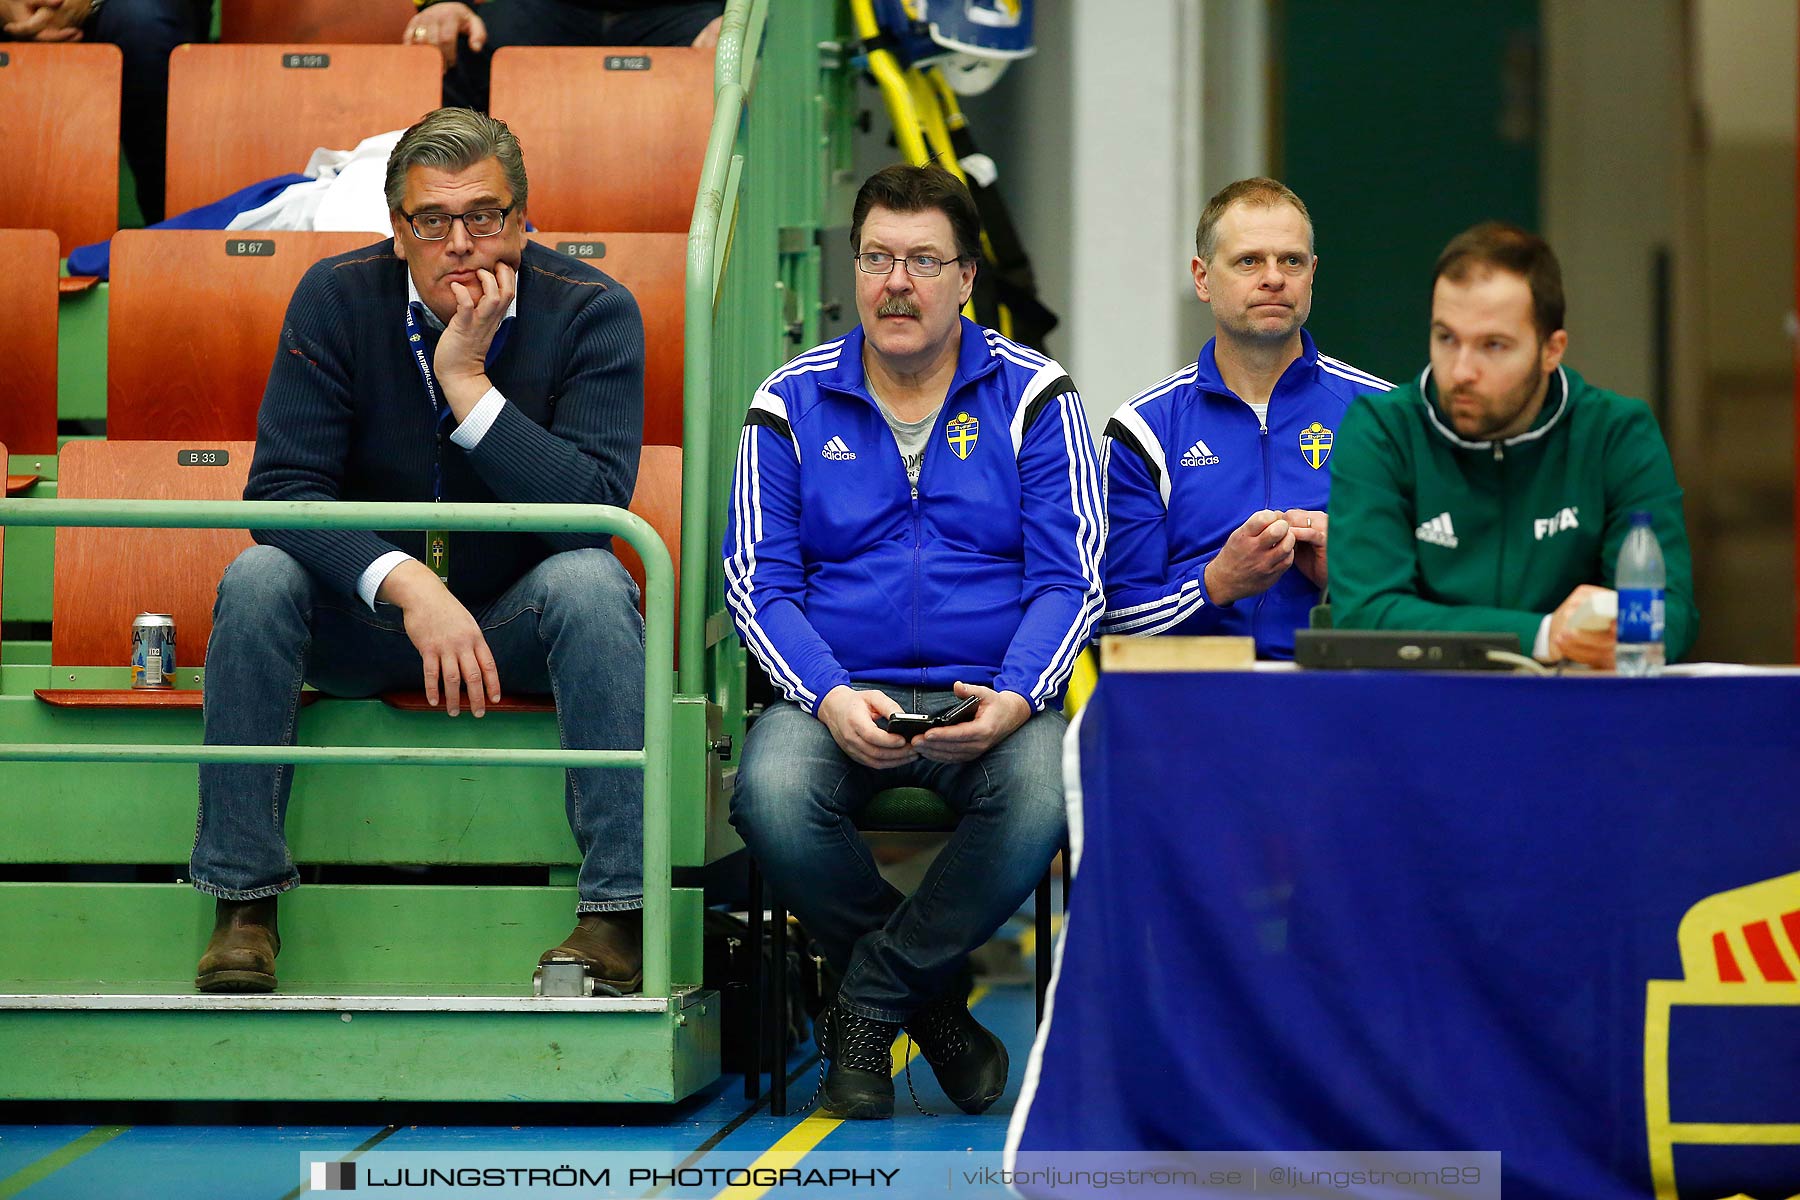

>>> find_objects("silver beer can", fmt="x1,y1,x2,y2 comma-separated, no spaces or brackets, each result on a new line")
131,613,177,689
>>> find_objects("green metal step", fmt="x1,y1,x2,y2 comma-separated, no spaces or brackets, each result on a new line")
0,883,718,1101
0,990,719,1102
0,883,705,990
0,694,715,867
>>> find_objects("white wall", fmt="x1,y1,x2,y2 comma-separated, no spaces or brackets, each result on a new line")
961,0,1269,429
1540,0,1689,408
1695,0,1797,376
1698,0,1798,142
1690,0,1798,661
1063,2,1191,419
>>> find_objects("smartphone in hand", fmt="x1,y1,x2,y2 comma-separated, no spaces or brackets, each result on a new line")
881,694,980,739
882,713,936,738
932,694,979,726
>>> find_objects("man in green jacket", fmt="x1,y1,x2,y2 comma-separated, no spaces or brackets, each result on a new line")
1329,222,1696,666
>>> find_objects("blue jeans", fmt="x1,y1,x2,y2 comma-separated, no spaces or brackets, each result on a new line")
190,545,645,911
731,686,1068,1024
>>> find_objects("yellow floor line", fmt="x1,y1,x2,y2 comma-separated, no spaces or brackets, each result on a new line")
709,985,991,1200
0,1126,130,1199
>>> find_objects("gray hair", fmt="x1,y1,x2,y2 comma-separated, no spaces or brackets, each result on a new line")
384,108,528,212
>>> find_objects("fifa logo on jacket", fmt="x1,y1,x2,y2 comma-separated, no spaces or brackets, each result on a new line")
1533,507,1580,540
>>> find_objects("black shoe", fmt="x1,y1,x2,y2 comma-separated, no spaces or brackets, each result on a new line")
904,994,1008,1114
818,1004,899,1120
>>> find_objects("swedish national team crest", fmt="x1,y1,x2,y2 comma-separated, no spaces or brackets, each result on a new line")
1299,421,1333,470
947,411,979,460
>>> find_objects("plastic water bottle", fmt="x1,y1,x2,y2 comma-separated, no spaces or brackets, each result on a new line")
1615,510,1666,677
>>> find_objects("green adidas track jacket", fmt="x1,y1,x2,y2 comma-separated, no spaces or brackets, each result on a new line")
1329,366,1697,660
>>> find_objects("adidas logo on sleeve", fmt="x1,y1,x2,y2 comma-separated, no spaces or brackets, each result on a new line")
1179,438,1220,467
1415,512,1459,548
821,436,857,461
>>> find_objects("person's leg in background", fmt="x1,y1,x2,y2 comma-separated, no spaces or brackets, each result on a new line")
441,0,606,111
87,0,213,224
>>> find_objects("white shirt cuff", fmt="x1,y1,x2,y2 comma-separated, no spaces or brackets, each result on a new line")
357,551,415,610
449,386,507,449
1532,614,1554,662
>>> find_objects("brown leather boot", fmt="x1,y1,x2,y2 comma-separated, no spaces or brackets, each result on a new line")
195,897,280,993
537,910,643,995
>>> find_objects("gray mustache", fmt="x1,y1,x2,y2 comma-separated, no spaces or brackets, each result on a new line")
877,298,921,319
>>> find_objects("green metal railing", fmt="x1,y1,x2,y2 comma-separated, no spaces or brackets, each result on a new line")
683,0,851,738
680,0,764,692
0,498,679,998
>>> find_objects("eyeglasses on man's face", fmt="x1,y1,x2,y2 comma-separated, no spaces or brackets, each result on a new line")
403,202,517,241
853,251,965,278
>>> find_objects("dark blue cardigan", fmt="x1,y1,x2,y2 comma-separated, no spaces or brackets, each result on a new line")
245,238,645,607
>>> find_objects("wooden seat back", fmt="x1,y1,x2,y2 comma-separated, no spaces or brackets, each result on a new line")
0,230,61,455
108,230,383,441
490,47,713,232
0,44,122,251
52,441,256,669
165,44,439,215
528,232,687,447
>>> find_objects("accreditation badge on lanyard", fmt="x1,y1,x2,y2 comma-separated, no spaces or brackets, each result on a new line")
404,303,512,584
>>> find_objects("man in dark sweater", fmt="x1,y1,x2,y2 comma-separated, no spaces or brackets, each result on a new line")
189,108,649,995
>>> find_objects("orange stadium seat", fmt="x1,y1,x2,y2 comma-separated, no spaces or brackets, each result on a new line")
107,229,382,441
614,444,684,620
0,230,60,460
220,0,415,44
41,440,256,707
0,44,122,252
490,47,713,232
529,232,687,446
164,44,440,216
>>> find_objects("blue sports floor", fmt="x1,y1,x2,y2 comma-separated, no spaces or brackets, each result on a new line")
0,985,1037,1200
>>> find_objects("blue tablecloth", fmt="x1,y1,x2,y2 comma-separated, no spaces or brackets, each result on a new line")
1010,669,1800,1200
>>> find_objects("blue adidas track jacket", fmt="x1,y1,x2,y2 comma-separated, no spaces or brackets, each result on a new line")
724,319,1104,714
1100,330,1391,658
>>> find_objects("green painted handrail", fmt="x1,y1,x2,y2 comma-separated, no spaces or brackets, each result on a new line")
0,497,678,998
0,746,643,766
682,0,765,694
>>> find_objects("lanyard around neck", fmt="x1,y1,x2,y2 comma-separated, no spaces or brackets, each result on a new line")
404,303,513,501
